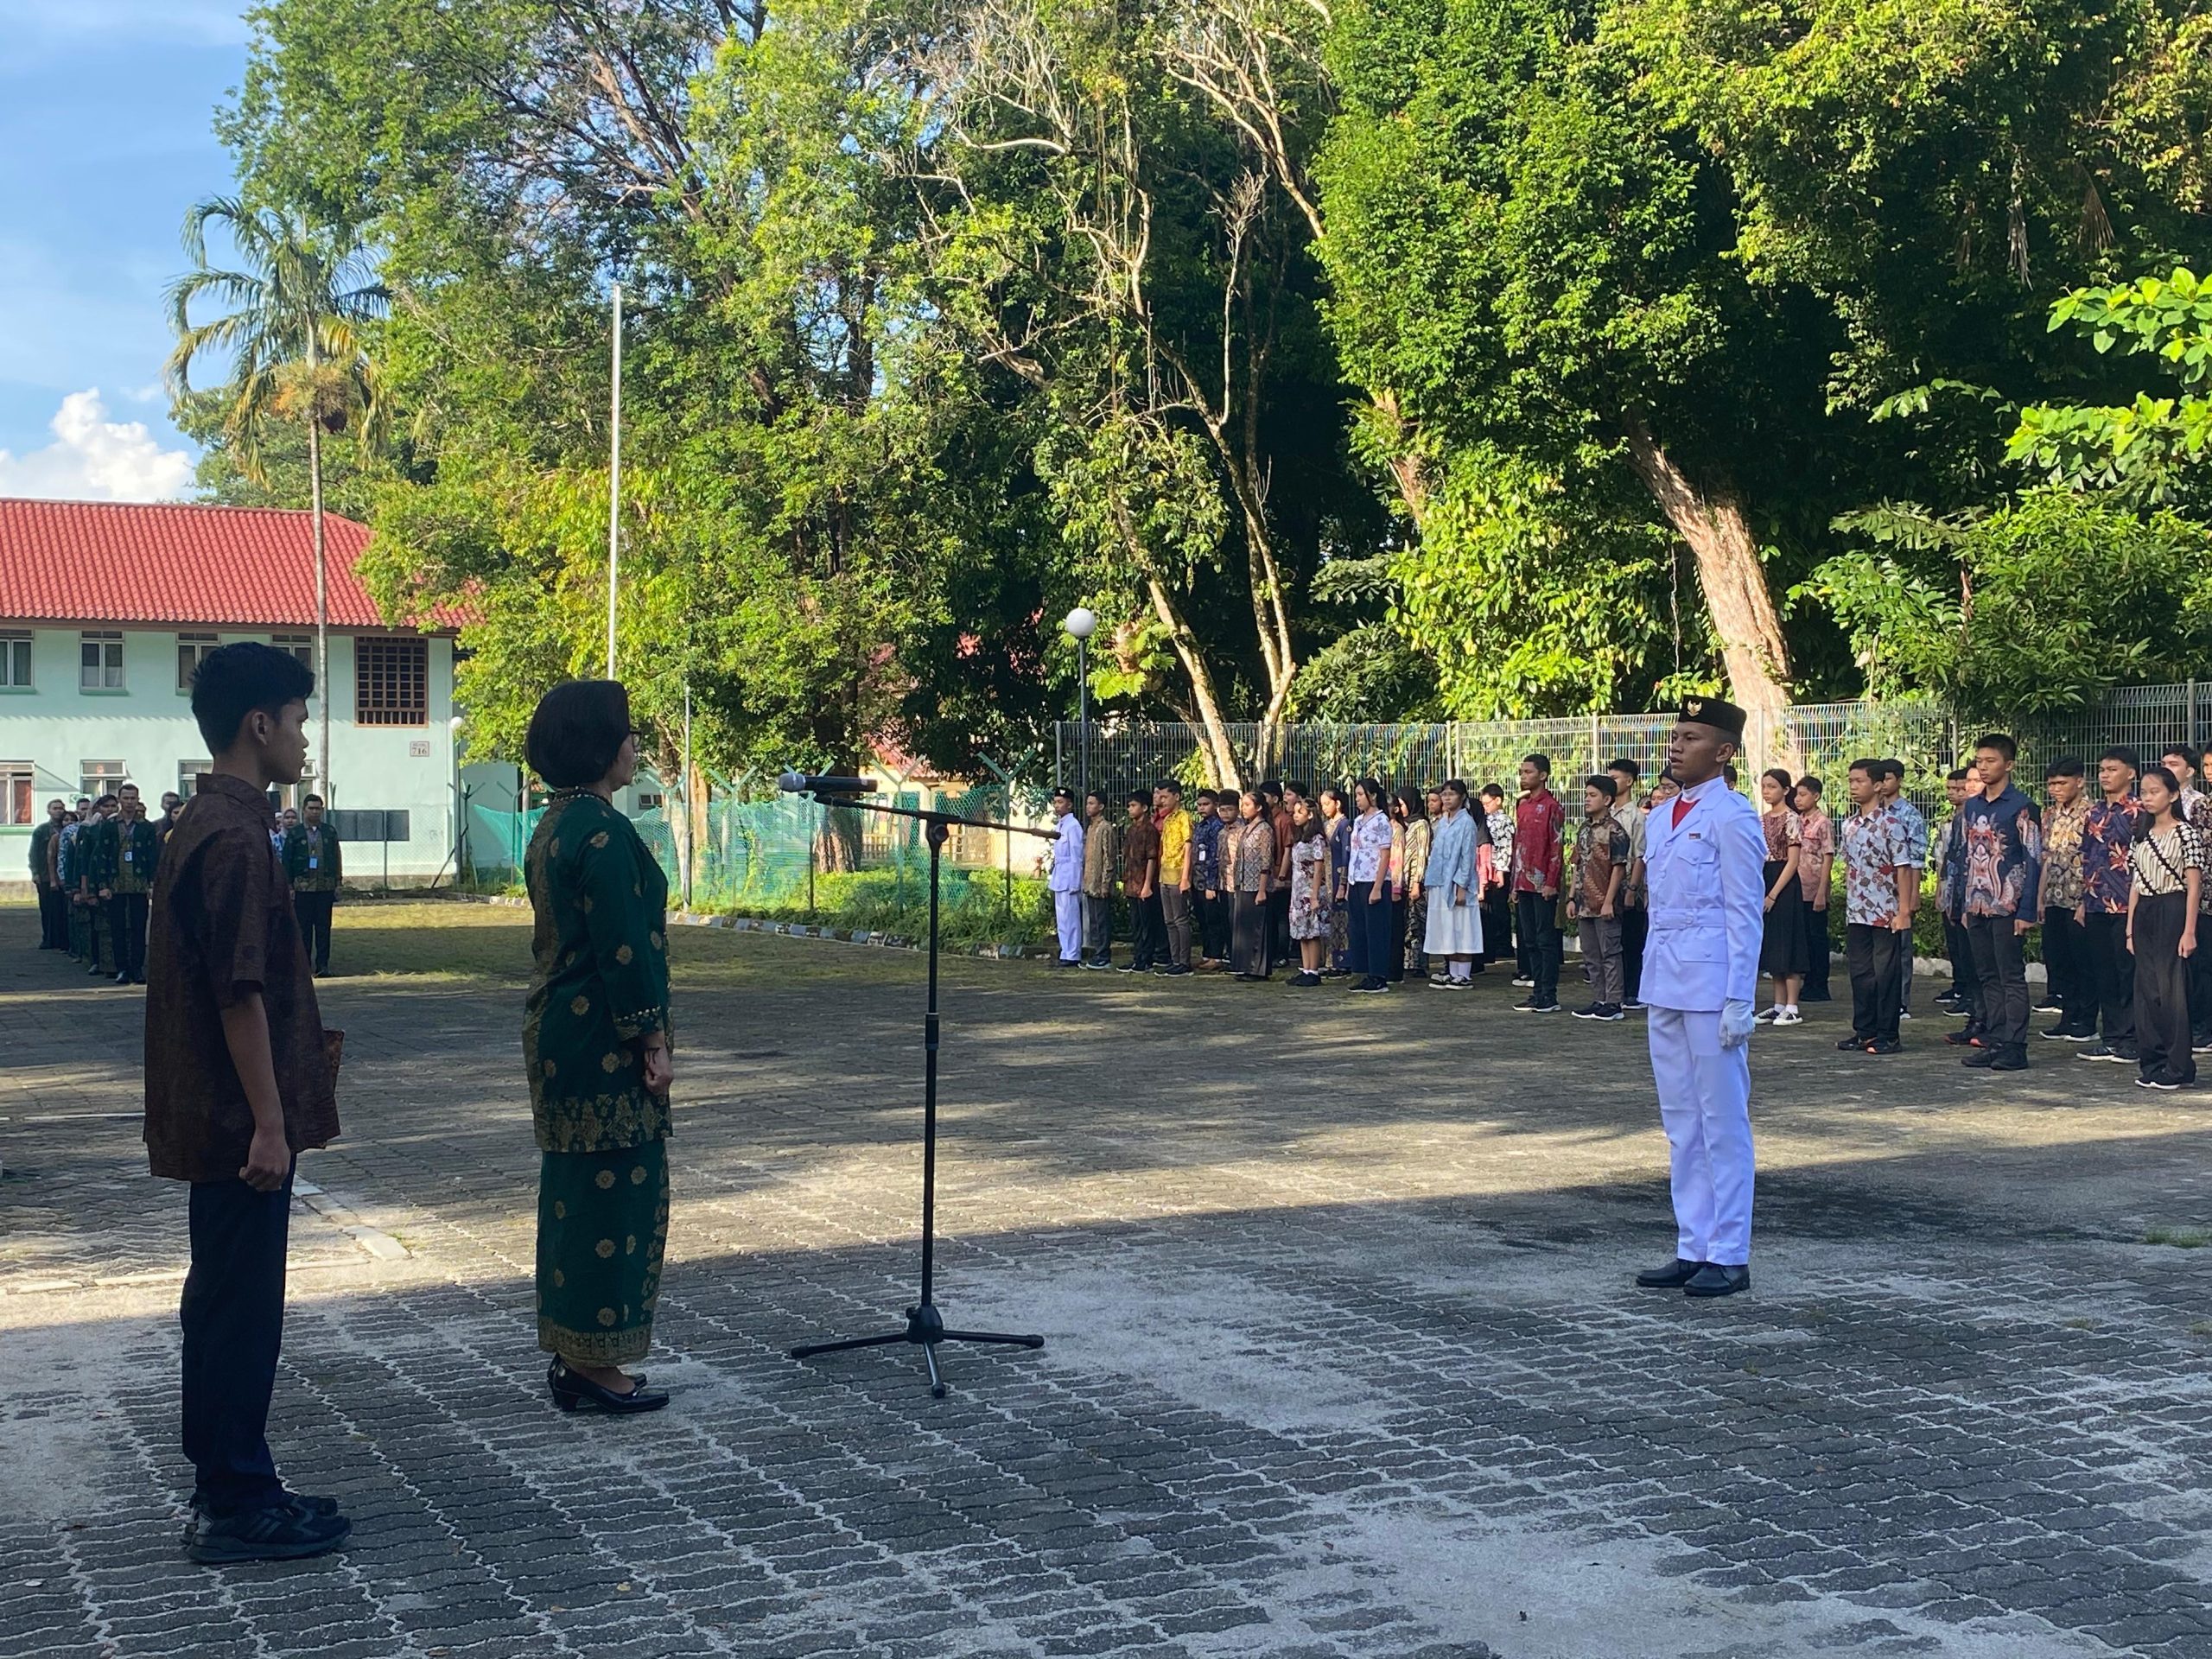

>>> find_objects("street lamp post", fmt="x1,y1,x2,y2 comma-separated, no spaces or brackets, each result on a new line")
448,714,467,887
1063,607,1097,807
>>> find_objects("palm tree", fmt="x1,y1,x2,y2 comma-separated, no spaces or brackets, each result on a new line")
164,197,387,799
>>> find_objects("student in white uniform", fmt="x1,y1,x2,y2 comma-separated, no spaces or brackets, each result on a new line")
1635,698,1768,1298
1048,786,1085,968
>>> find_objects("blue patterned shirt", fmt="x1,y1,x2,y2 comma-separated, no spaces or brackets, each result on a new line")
1957,783,2043,920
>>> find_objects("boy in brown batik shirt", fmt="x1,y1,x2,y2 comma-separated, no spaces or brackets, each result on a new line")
144,642,348,1565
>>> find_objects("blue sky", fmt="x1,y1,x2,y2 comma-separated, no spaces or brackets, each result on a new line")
0,1,250,499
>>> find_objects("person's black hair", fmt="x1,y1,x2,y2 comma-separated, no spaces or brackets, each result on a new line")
1441,778,1470,802
1259,779,1284,800
190,639,315,753
1478,783,1505,802
93,794,118,810
1084,788,1109,809
1974,732,2018,764
2044,757,2085,781
302,791,326,806
2160,741,2202,771
524,679,632,789
1319,783,1344,807
1761,766,1793,794
1847,758,1879,780
1795,775,1824,798
1391,787,1426,821
1125,789,1149,807
1193,787,1217,803
1352,776,1384,809
1522,752,1552,776
1584,774,1618,800
1287,781,1311,801
2139,766,2182,827
2101,746,2139,772
1723,764,1739,787
1879,758,1904,780
1605,757,1641,780
1945,766,1972,783
1156,779,1183,797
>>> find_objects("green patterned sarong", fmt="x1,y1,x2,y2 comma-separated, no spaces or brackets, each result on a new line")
537,1141,670,1365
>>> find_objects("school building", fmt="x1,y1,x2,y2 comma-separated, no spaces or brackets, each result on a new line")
1,496,466,893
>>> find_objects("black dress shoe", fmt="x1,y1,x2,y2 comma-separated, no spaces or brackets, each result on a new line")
1864,1039,1903,1055
1961,1048,1997,1068
1987,1048,2028,1071
1683,1263,1751,1298
1836,1034,1872,1051
548,1358,669,1414
186,1502,352,1564
1635,1257,1706,1288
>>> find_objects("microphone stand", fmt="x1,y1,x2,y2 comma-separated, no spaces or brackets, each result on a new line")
785,786,1057,1396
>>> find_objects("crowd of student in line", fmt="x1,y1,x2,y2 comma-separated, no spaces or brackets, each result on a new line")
1045,734,2211,1091
26,784,347,981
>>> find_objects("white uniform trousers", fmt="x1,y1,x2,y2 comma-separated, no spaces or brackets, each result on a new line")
1053,891,1084,963
1647,1006,1754,1266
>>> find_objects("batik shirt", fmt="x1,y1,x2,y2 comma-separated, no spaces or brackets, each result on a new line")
1347,809,1393,885
1570,810,1630,916
1192,813,1224,893
283,821,344,893
2128,821,2207,899
2189,794,2212,915
1840,805,1918,926
1796,807,1833,904
1957,783,2043,920
1485,809,1514,886
522,791,672,1154
1511,790,1565,893
2038,796,2090,912
2080,798,2138,915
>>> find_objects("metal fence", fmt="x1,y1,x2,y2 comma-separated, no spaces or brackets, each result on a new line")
459,778,1061,937
1054,681,2212,826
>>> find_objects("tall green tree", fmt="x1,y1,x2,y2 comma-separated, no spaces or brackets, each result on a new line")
164,196,388,794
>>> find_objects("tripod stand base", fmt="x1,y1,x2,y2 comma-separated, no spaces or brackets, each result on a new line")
790,1301,1045,1398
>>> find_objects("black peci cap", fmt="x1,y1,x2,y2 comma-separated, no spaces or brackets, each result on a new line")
1676,696,1749,743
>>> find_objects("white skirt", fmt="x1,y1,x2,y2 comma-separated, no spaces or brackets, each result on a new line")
1426,887,1484,956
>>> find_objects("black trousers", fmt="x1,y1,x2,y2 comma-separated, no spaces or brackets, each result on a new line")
1802,905,1833,999
294,891,335,973
2042,903,2089,1031
2133,894,2197,1085
1483,887,1515,966
1385,891,1408,981
2188,930,2212,1040
1515,890,1562,1005
1230,891,1269,977
1846,922,1903,1045
1945,917,1978,1022
1130,891,1165,969
1198,891,1230,962
1966,913,2031,1054
35,883,68,949
109,890,149,980
2081,911,2136,1047
1620,902,1648,1001
1347,880,1392,982
181,1168,294,1516
1268,887,1293,970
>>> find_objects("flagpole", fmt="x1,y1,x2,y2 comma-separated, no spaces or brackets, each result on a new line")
607,282,623,679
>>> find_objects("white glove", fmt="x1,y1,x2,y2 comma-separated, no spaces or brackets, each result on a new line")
1719,999,1757,1050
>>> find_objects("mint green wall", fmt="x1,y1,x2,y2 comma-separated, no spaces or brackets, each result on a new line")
1,624,462,883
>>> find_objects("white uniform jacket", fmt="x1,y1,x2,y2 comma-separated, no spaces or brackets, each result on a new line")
1048,812,1086,893
1641,777,1766,1014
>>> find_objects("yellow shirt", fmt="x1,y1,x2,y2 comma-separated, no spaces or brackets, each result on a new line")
1157,809,1192,885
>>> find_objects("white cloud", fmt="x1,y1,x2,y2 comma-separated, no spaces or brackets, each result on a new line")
0,389,194,502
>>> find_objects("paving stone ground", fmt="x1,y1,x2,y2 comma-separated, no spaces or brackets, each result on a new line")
5,899,2212,1659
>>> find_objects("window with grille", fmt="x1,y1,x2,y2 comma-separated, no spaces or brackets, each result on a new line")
2,764,31,825
79,632,124,691
1,632,30,689
80,760,127,802
271,634,314,672
355,636,429,726
178,762,211,800
178,632,219,691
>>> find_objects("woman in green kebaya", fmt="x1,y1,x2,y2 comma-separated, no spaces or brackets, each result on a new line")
522,680,675,1414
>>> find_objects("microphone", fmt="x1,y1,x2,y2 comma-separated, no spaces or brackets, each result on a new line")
778,772,878,795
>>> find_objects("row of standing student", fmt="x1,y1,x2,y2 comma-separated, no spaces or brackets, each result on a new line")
27,786,346,978
1044,756,1677,1008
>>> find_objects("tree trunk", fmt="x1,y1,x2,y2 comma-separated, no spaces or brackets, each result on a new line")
1619,413,1797,770
1112,493,1242,791
306,341,330,804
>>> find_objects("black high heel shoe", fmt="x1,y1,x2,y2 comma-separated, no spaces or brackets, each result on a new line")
547,1358,669,1414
